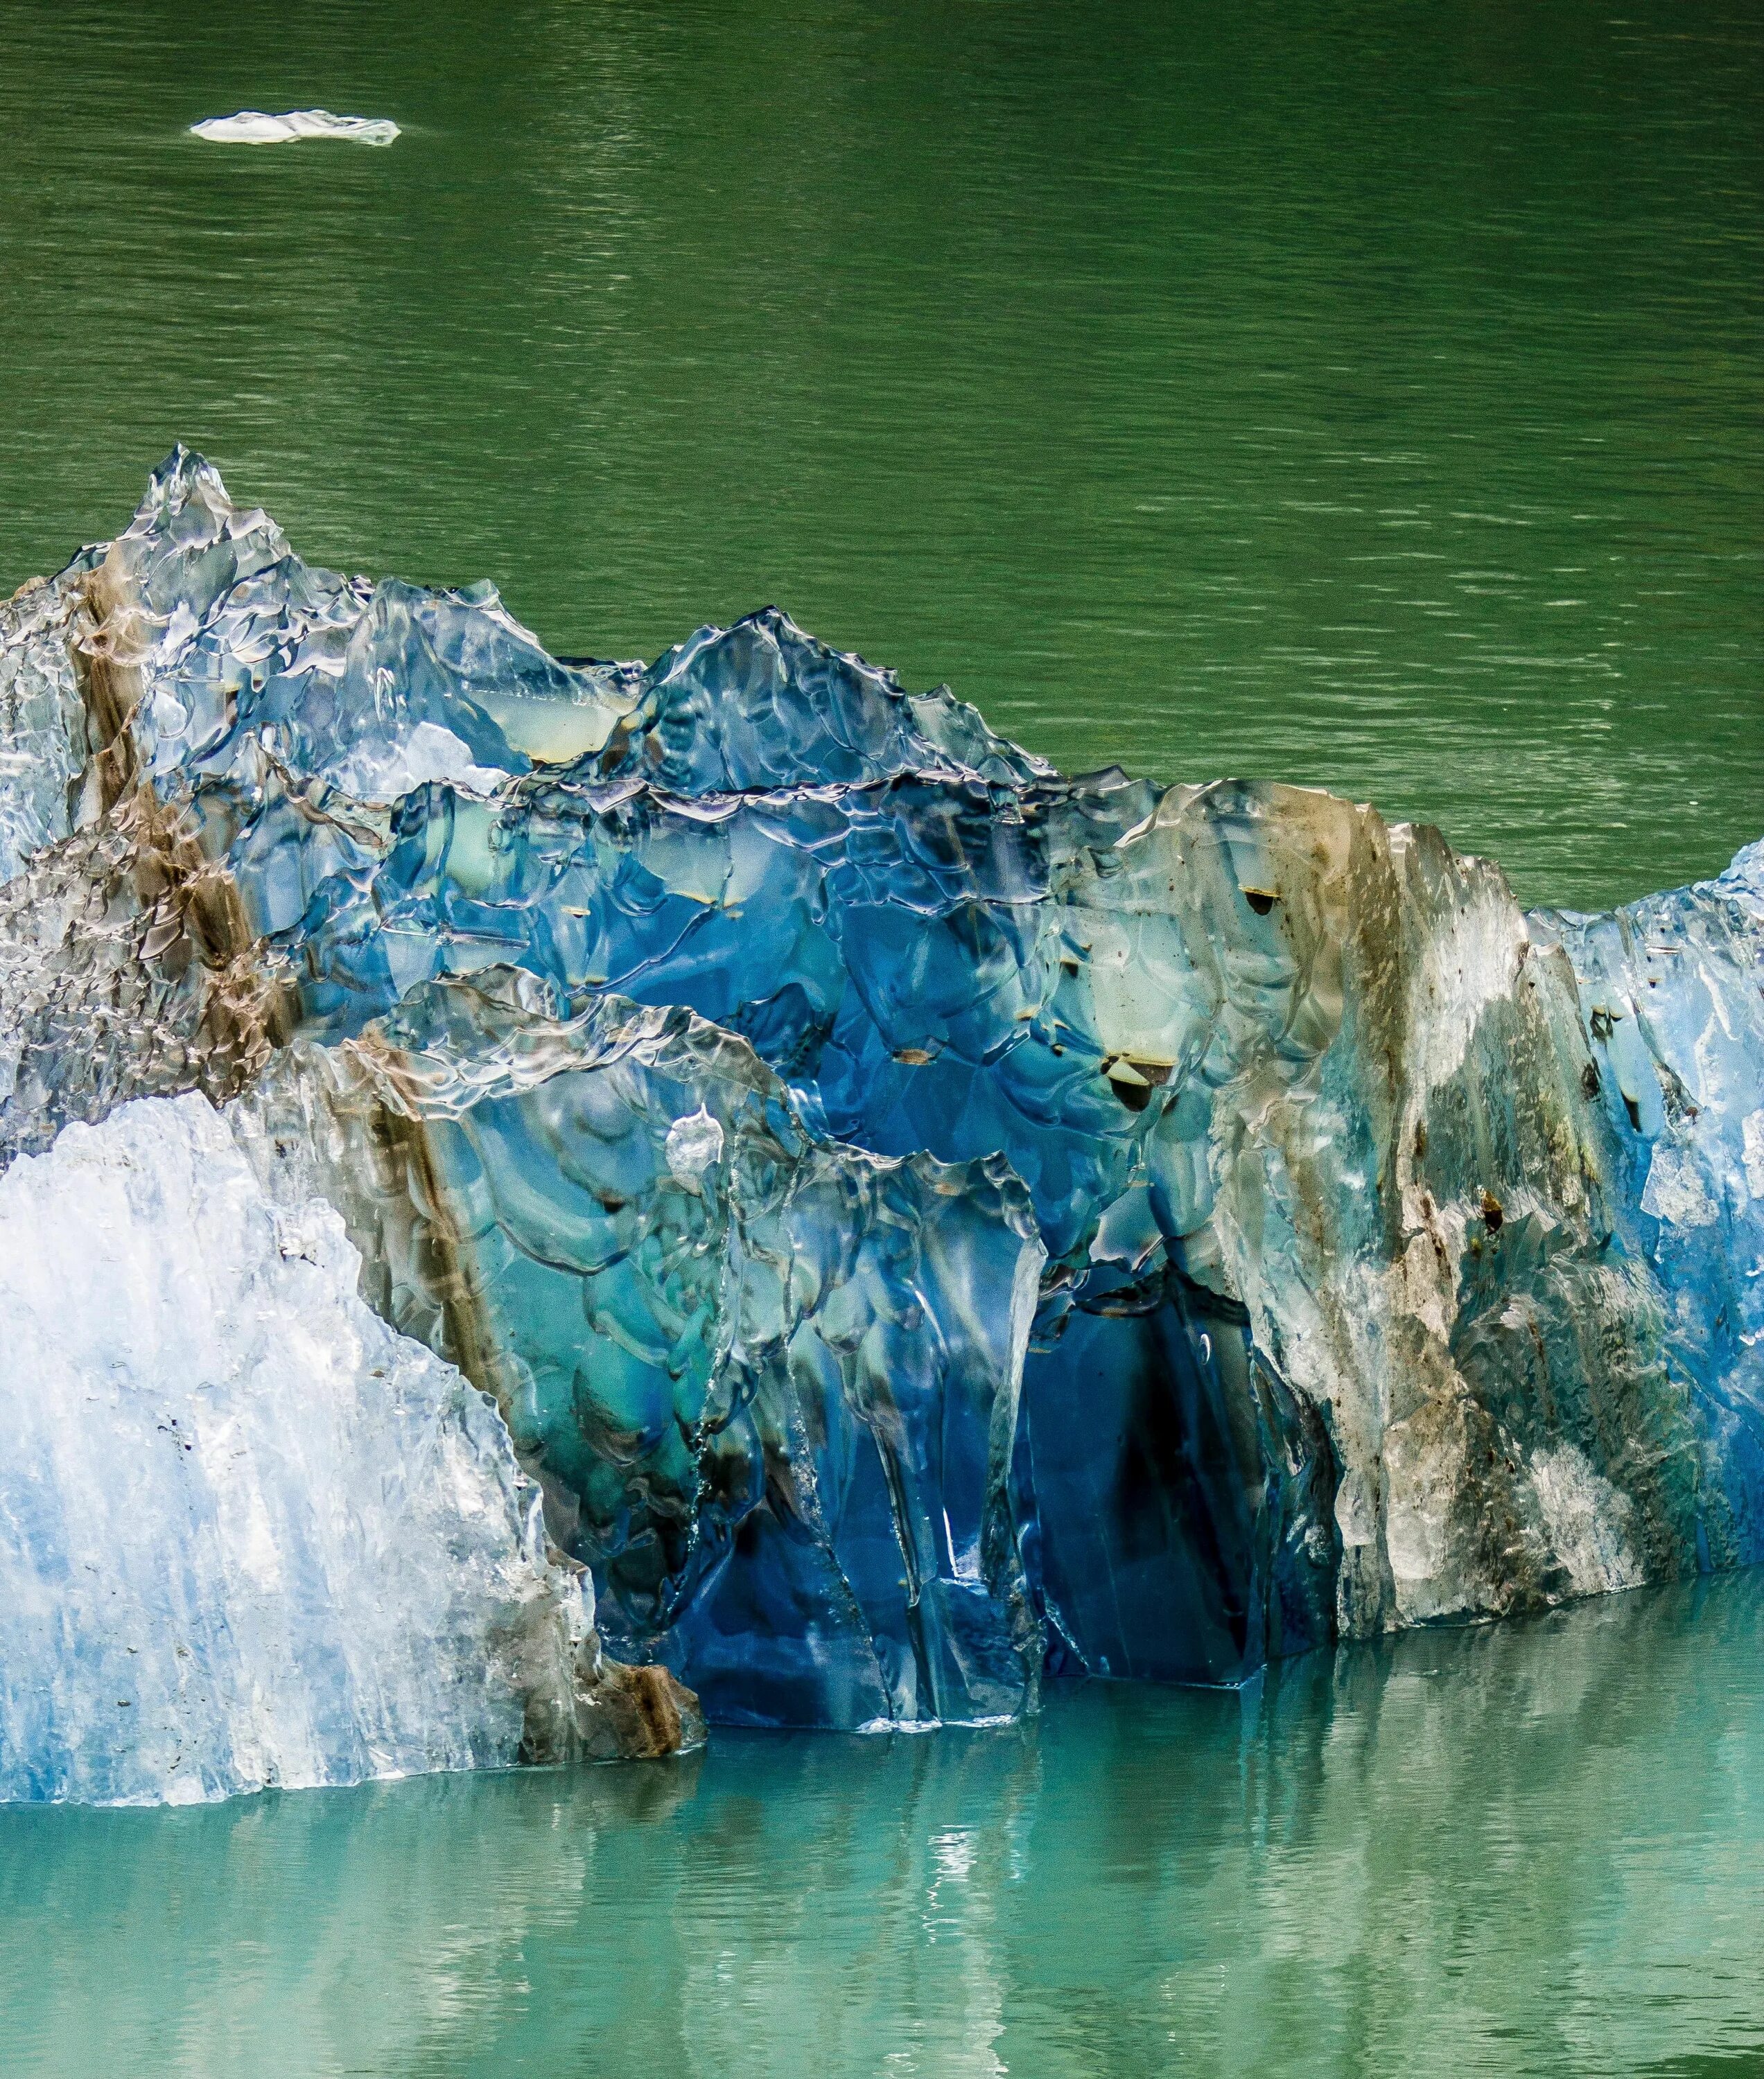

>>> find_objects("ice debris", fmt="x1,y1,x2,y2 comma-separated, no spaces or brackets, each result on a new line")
0,1091,699,1807
0,446,1759,1790
189,111,401,147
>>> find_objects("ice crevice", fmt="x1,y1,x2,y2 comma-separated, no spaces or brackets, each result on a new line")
0,446,1758,1803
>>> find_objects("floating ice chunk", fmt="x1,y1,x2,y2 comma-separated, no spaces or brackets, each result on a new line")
0,1092,685,1807
6,449,1763,1730
190,110,400,147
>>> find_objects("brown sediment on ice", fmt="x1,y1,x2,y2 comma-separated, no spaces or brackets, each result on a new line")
0,551,292,1163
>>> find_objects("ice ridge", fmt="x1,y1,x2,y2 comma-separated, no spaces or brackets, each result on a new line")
0,448,1758,1793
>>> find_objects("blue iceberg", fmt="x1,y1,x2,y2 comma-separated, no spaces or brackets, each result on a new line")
1,447,1760,1795
233,972,1046,1730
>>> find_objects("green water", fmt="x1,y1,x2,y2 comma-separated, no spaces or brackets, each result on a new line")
3,1574,1762,2078
2,8,1762,2071
1,0,1759,907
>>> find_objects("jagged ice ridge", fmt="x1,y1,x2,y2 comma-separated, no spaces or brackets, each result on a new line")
0,448,1758,1800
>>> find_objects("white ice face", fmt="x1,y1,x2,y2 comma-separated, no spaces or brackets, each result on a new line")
0,1092,588,1807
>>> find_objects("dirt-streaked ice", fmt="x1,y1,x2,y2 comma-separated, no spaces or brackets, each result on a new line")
0,446,1758,1786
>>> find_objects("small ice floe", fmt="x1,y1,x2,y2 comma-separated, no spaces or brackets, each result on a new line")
189,109,399,147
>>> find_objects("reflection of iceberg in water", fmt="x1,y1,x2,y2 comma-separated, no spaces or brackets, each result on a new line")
189,111,400,147
3,1573,1761,2075
0,447,1760,1800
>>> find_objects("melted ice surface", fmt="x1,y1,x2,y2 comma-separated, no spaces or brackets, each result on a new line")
190,110,399,147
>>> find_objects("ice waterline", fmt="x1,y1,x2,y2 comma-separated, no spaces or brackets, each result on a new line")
0,447,1756,1805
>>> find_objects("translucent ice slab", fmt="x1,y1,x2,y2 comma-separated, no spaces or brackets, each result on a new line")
0,1092,697,1807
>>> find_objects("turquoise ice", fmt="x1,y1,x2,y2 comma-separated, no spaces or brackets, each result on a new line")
1,450,1759,1787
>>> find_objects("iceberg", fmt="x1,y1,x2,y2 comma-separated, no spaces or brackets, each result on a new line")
230,972,1046,1730
0,446,1758,1791
1534,839,1764,1561
0,1091,699,1807
189,111,400,147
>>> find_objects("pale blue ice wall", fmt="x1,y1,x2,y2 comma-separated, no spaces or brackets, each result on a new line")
1536,841,1764,1568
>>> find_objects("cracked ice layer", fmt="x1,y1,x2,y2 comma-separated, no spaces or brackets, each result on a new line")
1,446,1761,1728
0,446,1041,847
0,1093,638,1807
230,970,1047,1730
189,111,401,147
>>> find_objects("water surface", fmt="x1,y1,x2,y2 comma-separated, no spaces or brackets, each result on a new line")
0,0,1758,906
3,12,1762,2071
4,1574,1762,2078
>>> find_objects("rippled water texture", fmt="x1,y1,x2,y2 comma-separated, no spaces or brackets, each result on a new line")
1,1575,1761,2078
3,8,1762,2070
1,0,1758,906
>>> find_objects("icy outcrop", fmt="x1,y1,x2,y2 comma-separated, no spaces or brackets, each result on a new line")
1536,839,1764,1562
231,971,1046,1729
0,1093,699,1807
189,111,401,147
0,448,1758,1769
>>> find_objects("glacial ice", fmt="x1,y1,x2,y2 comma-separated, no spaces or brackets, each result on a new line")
0,1091,697,1807
229,970,1046,1729
0,446,1759,1792
189,111,401,147
1535,839,1764,1562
